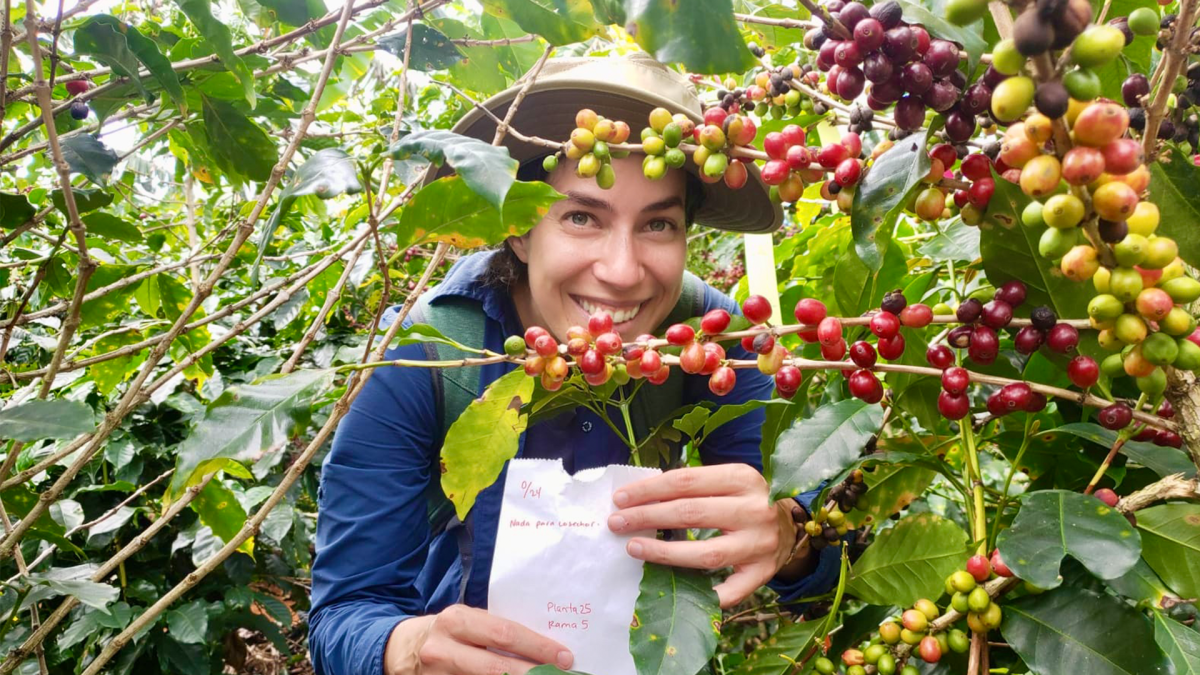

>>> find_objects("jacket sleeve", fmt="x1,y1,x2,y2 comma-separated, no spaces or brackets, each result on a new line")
309,339,440,675
689,287,841,605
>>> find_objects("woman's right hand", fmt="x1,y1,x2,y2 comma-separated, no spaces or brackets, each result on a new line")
385,605,575,675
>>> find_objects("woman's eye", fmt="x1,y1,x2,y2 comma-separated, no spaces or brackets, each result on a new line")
567,212,591,226
647,220,674,233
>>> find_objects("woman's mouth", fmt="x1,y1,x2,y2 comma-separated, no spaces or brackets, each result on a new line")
572,295,647,327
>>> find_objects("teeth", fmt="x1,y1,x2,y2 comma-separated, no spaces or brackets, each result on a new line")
580,298,641,324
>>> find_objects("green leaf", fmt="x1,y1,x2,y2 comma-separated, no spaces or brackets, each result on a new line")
728,620,823,675
526,667,595,675
73,15,185,110
623,0,756,74
1154,612,1200,675
389,130,519,212
996,489,1142,590
0,192,36,228
250,148,362,283
630,564,720,675
769,399,884,500
1001,585,1172,675
397,175,564,250
850,129,933,271
32,565,119,611
481,0,602,45
441,368,534,520
166,369,335,500
61,135,120,185
845,513,968,606
1137,504,1200,599
83,213,142,243
845,464,937,529
191,480,250,551
201,96,277,183
1044,423,1196,478
1149,151,1200,269
175,0,256,107
701,399,790,440
165,600,208,644
1106,557,1179,607
895,0,987,74
739,4,810,51
672,406,711,439
0,399,94,441
427,18,509,95
391,322,486,354
253,0,327,28
52,188,113,215
378,22,465,71
917,216,981,262
481,13,543,78
833,233,908,316
980,171,1094,316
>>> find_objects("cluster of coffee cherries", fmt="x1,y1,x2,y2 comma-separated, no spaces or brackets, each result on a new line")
746,64,824,120
907,143,981,222
1133,399,1184,448
806,0,985,142
739,295,805,398
1139,61,1200,148
543,109,633,189
827,291,933,403
944,551,1011,633
62,79,91,120
797,470,867,551
759,124,843,204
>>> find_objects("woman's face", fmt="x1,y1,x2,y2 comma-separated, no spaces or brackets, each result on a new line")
509,154,689,342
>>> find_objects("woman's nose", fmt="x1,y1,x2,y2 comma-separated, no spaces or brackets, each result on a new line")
592,230,643,290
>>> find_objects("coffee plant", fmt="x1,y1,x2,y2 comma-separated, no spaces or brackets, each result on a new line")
1,0,1199,672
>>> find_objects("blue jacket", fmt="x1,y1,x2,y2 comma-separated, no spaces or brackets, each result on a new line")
308,251,841,675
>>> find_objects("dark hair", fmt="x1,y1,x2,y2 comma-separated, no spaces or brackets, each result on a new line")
480,154,707,289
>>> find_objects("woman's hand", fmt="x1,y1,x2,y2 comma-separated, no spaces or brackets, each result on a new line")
385,605,574,675
606,464,812,609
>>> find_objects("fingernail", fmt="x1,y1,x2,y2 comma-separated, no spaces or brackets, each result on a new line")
613,490,630,506
628,540,643,557
608,515,627,531
557,651,574,669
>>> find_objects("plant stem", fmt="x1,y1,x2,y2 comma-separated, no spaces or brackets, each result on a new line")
992,415,1036,548
1083,393,1145,495
961,422,988,553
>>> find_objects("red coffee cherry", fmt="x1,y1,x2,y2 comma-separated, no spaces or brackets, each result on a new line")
1094,488,1120,507
742,295,773,324
1067,355,1099,388
794,298,828,325
926,344,954,369
700,309,731,335
666,323,695,346
849,341,878,368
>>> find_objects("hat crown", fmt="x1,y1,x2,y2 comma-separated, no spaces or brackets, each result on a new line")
512,53,703,117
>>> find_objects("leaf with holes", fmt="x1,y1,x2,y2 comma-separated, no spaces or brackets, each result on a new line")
623,0,756,74
389,130,519,212
845,513,968,606
61,135,120,186
1138,504,1200,599
166,368,335,500
850,129,933,271
0,399,94,441
440,368,534,520
845,464,937,529
378,23,465,71
1155,611,1200,675
1001,585,1171,675
397,175,563,250
769,399,884,500
630,563,720,675
997,489,1141,590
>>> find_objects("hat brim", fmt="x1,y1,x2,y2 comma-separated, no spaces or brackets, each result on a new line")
435,79,784,234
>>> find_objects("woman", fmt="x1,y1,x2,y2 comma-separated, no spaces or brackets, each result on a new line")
309,54,840,675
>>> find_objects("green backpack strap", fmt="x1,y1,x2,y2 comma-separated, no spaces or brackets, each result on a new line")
625,272,707,465
411,294,488,536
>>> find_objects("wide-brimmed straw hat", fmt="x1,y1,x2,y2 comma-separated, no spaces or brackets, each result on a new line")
431,52,784,234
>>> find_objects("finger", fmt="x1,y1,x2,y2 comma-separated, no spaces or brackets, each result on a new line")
625,531,764,570
713,562,777,609
613,464,764,508
438,606,574,670
608,496,748,533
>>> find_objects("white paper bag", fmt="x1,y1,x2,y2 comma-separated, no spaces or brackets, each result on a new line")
488,458,661,675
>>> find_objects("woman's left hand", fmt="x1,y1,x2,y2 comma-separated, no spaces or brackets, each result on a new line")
606,464,808,608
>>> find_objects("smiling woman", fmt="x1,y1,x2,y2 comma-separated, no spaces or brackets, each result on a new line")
307,53,841,675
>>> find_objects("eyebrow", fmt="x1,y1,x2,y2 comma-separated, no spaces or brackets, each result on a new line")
563,190,685,213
